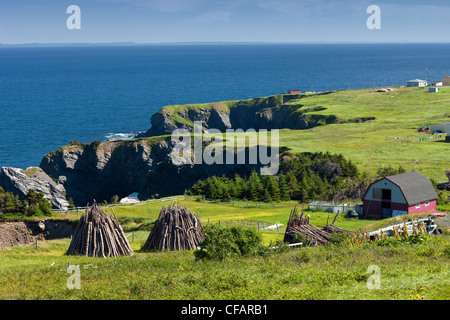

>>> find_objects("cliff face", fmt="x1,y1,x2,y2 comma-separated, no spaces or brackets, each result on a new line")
39,138,263,206
0,167,69,210
30,94,332,206
138,94,320,137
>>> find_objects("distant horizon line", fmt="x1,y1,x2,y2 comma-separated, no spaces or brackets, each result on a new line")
1,41,450,47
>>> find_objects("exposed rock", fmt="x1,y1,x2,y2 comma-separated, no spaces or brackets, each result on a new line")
39,137,265,207
0,219,74,247
137,95,328,138
0,166,69,210
375,88,397,93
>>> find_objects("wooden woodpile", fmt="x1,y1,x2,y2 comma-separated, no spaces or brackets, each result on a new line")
67,202,133,257
283,205,351,246
143,203,204,251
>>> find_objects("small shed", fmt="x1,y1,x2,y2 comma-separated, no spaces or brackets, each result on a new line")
363,171,437,218
407,79,428,87
430,122,450,134
429,87,439,93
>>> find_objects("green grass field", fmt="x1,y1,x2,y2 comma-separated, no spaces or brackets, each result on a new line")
277,87,450,182
1,198,449,300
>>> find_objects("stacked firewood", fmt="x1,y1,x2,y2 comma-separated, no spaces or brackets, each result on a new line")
318,212,353,235
283,205,351,245
142,203,204,251
67,202,133,257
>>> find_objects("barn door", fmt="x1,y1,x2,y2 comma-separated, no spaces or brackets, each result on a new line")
381,202,391,218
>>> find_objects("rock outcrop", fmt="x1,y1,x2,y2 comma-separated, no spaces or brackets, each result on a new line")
0,166,69,210
137,94,323,137
39,137,265,207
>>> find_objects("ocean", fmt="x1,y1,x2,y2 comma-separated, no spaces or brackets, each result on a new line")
1,43,450,169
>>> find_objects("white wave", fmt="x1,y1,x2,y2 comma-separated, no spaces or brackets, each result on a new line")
105,132,137,141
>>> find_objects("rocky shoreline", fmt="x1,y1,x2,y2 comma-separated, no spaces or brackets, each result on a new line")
0,92,374,209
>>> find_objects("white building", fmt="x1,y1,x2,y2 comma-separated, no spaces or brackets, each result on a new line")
430,122,450,134
407,79,428,87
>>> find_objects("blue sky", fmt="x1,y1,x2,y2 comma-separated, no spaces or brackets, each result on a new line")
1,0,449,44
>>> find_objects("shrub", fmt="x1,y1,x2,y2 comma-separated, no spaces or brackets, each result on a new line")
194,224,264,261
328,232,352,246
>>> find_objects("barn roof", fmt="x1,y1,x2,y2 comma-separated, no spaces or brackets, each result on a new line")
386,171,438,205
408,79,427,82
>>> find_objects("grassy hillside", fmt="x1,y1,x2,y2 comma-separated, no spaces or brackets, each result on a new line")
148,87,449,182
1,199,449,300
277,87,450,182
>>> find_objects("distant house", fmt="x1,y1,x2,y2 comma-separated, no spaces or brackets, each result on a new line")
407,79,428,87
430,122,450,134
286,89,301,94
363,171,437,218
443,76,450,86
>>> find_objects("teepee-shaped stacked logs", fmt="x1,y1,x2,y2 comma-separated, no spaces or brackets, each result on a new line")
67,202,133,257
143,204,204,251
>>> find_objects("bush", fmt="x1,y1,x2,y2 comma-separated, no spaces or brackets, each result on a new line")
0,188,52,219
328,232,352,246
194,224,264,261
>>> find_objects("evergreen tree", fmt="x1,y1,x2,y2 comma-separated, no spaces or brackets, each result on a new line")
278,174,291,201
266,175,280,202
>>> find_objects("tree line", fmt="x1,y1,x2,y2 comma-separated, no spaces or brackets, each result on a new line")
186,152,407,202
0,187,52,219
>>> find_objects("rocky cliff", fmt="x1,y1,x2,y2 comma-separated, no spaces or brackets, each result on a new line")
1,92,369,207
138,94,338,137
0,167,69,210
38,138,264,207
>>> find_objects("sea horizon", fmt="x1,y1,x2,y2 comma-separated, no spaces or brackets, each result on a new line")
2,41,450,47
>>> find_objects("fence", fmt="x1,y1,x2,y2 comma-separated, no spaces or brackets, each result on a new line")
52,195,186,214
197,196,300,209
53,195,300,215
308,201,363,214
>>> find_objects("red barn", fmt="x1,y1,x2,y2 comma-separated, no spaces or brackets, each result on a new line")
286,89,301,94
363,171,437,218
